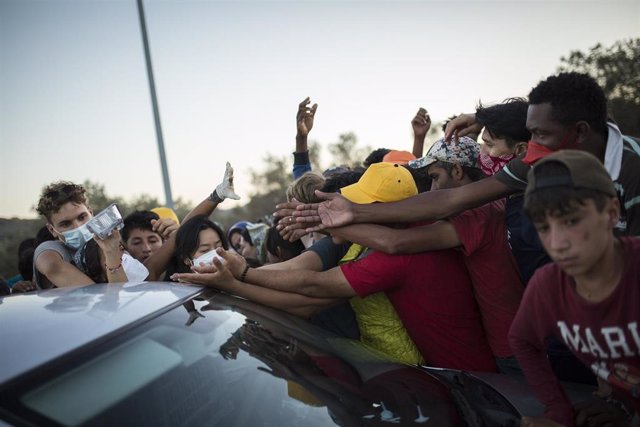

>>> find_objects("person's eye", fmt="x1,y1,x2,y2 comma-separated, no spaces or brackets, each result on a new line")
535,224,549,234
565,217,580,226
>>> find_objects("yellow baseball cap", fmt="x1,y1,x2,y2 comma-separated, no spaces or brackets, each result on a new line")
341,162,417,204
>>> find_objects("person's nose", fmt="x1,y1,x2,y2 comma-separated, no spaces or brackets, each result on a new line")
547,225,570,253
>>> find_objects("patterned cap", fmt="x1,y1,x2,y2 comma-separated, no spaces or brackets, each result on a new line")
408,136,480,170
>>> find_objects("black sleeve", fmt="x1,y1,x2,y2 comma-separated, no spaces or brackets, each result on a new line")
306,236,350,271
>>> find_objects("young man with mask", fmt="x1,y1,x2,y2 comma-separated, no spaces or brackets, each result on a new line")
509,150,639,427
291,73,640,238
33,181,127,288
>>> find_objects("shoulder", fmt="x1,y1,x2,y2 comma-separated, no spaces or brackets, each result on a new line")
494,156,530,190
34,241,71,261
525,262,565,297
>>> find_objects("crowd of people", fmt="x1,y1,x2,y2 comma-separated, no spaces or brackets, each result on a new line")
5,71,640,426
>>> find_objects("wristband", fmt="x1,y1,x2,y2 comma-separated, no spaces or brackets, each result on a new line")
105,261,123,273
209,190,223,204
239,264,250,282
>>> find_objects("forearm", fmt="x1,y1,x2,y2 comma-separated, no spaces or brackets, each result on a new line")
245,267,347,298
412,135,426,159
144,234,175,281
295,134,308,153
183,198,219,224
354,176,514,224
45,263,94,287
219,277,339,317
104,253,128,283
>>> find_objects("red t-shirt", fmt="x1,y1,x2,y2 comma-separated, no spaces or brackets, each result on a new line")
509,237,640,425
340,249,497,372
448,200,524,357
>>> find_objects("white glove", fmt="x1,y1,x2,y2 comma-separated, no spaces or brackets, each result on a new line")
212,162,241,202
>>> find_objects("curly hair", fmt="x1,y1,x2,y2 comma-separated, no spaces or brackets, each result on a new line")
476,98,530,147
528,72,607,136
36,181,88,221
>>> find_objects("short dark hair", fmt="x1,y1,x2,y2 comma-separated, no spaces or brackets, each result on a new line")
36,181,88,222
476,98,530,147
403,165,431,193
363,148,391,167
436,160,485,182
122,210,160,242
524,161,611,223
321,169,365,193
528,72,608,136
266,225,305,262
174,215,229,273
18,238,37,280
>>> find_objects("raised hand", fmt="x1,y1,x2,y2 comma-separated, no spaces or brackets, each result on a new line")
297,97,318,137
151,217,179,240
213,162,241,202
411,107,431,139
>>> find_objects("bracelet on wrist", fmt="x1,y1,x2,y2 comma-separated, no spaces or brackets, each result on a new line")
239,264,250,282
209,190,223,204
105,260,123,274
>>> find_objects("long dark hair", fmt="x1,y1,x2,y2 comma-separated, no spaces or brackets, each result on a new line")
174,215,228,273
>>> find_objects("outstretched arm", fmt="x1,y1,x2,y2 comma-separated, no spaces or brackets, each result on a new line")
294,174,515,229
329,220,460,255
171,253,341,317
174,248,355,299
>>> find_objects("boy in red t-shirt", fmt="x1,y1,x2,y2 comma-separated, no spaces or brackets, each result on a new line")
509,150,640,426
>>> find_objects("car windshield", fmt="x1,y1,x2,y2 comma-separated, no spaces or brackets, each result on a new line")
3,292,474,427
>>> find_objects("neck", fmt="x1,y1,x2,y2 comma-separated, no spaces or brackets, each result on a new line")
573,238,622,301
579,129,608,162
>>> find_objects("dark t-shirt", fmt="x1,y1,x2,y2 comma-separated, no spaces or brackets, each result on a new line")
306,236,351,271
306,236,359,339
505,195,551,284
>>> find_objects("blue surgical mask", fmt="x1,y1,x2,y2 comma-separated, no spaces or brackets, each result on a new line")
60,224,94,250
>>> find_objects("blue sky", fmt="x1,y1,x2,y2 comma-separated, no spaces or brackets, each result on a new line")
1,0,639,218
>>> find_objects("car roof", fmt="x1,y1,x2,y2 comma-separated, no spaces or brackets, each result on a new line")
0,281,203,386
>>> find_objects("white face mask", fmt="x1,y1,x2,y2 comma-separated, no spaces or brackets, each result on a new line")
191,249,224,267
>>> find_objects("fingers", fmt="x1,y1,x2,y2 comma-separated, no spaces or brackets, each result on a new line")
313,190,337,201
298,97,310,109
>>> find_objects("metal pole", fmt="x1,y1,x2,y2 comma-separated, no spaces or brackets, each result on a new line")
137,0,174,209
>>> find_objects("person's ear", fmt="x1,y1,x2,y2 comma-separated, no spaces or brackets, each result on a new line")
514,142,528,157
47,223,62,241
575,121,591,144
606,198,621,230
183,257,192,267
452,163,465,181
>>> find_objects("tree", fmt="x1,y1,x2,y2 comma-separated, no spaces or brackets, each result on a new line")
327,132,372,169
558,38,640,135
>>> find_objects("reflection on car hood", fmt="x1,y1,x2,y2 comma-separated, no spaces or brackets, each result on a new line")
0,282,203,385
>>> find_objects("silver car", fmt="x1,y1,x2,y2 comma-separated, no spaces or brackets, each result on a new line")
0,282,594,426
